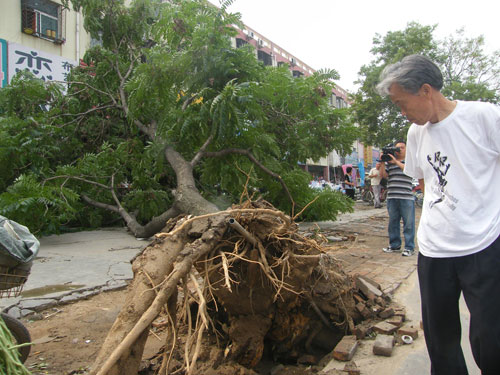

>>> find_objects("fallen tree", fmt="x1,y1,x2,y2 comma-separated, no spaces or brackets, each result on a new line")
90,200,390,374
0,0,358,236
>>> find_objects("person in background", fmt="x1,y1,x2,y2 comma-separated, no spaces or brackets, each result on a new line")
376,54,500,375
343,166,355,199
368,161,382,208
379,141,415,256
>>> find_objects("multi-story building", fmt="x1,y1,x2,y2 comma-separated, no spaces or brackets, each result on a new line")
0,0,90,88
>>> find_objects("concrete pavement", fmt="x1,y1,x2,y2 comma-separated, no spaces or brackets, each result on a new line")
0,228,149,317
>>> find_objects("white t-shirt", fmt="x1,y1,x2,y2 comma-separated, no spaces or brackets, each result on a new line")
405,100,500,258
369,168,381,185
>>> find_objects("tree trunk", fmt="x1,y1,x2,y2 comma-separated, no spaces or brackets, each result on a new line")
164,145,219,216
90,214,228,374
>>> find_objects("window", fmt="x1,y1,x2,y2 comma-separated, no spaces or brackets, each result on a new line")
257,50,273,66
236,38,248,48
292,70,303,78
21,0,66,43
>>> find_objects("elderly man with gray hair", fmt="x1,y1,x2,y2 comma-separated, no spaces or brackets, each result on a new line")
376,54,500,375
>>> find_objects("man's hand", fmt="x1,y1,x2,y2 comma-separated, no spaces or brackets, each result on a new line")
386,153,397,164
387,154,405,171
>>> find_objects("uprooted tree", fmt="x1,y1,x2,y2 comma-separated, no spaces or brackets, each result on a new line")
89,199,392,375
0,0,359,237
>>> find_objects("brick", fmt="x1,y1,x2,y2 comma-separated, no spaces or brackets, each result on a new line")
378,307,394,319
373,334,395,357
353,324,372,339
386,315,404,328
357,274,382,290
353,293,365,303
332,335,359,361
375,296,387,307
397,326,419,340
372,321,398,335
355,302,373,319
355,275,383,300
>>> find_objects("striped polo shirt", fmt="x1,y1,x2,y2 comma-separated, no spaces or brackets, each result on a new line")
386,161,413,200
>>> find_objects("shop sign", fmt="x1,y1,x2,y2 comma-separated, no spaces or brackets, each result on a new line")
8,42,76,84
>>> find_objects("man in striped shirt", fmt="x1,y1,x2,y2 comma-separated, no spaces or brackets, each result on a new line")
379,140,415,256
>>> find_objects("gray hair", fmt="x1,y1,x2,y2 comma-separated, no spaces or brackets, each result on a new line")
376,55,443,96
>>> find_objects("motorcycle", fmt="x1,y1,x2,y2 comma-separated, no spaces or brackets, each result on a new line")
0,216,39,364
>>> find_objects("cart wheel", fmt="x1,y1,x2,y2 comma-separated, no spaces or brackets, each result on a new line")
1,312,31,363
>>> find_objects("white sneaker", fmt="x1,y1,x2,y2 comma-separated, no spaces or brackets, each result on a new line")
383,246,401,253
402,249,415,256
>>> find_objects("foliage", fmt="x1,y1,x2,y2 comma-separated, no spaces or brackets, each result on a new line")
351,22,500,147
0,0,357,234
439,28,500,101
264,169,354,221
0,175,79,235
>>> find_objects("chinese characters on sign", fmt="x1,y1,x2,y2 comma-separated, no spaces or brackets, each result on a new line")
7,42,76,84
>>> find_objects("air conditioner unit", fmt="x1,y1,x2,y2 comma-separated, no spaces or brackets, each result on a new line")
257,39,264,47
246,30,254,39
290,57,296,65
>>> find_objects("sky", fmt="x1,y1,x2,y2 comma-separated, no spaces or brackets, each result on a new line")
207,0,499,92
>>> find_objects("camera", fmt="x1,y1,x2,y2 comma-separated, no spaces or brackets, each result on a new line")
380,145,400,162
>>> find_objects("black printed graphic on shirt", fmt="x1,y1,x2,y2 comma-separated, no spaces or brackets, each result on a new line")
427,151,450,209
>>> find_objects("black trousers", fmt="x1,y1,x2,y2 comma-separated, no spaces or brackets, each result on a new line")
418,235,500,375
345,188,355,199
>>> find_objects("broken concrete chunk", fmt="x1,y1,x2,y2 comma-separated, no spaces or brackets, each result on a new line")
373,334,395,357
332,335,359,361
356,274,382,290
355,275,383,300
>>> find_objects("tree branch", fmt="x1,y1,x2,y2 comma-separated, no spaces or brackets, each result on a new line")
191,134,214,167
81,194,120,213
56,103,116,118
202,148,295,214
44,175,111,190
62,81,118,106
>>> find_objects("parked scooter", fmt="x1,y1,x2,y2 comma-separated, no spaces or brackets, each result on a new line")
0,216,39,363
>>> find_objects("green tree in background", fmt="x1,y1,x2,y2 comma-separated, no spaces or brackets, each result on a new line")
351,22,500,147
0,0,358,236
